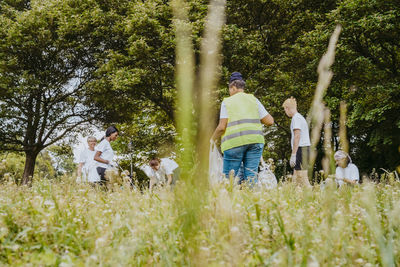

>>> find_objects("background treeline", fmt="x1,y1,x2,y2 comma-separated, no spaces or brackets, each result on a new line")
0,0,399,183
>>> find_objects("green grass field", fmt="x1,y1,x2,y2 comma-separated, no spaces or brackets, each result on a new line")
0,178,399,266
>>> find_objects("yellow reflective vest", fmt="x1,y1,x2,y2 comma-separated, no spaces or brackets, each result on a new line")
221,92,264,152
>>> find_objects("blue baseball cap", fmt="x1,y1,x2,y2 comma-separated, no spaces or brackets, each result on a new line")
229,72,243,83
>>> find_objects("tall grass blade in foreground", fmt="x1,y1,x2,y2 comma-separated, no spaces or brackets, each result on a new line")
196,0,226,185
308,25,342,176
339,101,349,153
322,108,334,177
172,0,226,262
172,0,196,179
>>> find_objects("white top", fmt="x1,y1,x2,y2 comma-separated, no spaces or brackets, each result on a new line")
290,112,311,148
95,139,114,169
78,148,100,182
148,158,179,185
220,98,269,119
335,163,359,186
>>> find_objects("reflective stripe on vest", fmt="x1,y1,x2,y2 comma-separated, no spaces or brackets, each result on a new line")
221,92,264,152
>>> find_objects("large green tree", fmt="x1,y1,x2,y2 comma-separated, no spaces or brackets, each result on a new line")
0,0,113,183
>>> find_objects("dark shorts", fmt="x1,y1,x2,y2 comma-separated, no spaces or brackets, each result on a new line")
96,167,107,185
295,146,310,170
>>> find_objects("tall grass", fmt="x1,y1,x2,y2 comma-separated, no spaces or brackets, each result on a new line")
339,101,349,153
308,25,341,176
0,179,399,265
172,0,226,261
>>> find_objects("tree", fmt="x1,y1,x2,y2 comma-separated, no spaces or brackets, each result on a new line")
48,144,76,176
279,0,400,172
88,0,209,125
0,0,110,184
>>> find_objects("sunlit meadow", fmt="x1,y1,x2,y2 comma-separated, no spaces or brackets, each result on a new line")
0,178,399,266
1,1,399,266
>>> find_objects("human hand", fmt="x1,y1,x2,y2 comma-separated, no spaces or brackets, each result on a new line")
290,154,296,168
109,161,117,168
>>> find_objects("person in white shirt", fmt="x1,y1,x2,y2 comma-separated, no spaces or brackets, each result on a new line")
77,136,100,183
94,126,119,184
334,150,359,186
282,97,311,173
148,157,179,190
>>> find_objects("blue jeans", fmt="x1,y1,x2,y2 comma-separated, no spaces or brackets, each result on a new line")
223,143,264,184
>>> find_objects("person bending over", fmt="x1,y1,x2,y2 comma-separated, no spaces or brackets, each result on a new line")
148,157,180,191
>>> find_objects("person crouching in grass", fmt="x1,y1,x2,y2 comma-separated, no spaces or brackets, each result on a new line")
148,157,180,191
334,150,359,186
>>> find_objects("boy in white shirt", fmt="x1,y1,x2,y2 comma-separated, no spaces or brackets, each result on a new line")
282,97,311,171
334,150,359,186
148,157,179,190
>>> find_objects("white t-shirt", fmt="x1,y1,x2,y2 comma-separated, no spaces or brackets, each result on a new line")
335,163,359,186
290,112,311,149
220,98,269,119
149,158,179,185
78,148,100,182
95,139,114,169
141,165,153,179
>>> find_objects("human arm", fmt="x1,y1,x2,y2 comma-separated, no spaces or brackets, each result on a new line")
94,151,109,164
211,118,228,141
77,162,84,177
337,164,359,185
149,178,155,192
260,114,274,126
166,174,173,186
341,178,358,184
289,129,301,168
292,129,301,155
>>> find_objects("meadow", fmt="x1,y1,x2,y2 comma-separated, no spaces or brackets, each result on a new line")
1,1,399,266
0,177,399,266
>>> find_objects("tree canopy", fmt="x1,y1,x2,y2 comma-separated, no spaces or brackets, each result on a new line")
0,0,399,180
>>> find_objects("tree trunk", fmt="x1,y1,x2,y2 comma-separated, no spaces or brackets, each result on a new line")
22,151,38,185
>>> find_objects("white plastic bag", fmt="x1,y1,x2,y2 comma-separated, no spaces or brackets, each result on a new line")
257,158,277,189
209,140,223,184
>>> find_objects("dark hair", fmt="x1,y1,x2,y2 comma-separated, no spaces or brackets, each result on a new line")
105,126,119,137
149,158,161,167
229,79,246,90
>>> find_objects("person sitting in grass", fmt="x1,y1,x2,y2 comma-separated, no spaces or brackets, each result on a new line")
148,157,180,191
334,150,359,186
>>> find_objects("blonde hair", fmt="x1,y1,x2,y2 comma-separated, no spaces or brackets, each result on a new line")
87,136,97,142
282,96,297,109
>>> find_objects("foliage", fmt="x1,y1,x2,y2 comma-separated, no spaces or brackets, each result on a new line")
47,145,77,177
0,0,111,182
0,152,56,183
283,0,400,172
0,0,399,181
0,178,399,265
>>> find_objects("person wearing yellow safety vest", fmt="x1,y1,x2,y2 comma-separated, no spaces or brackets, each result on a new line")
211,72,274,184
